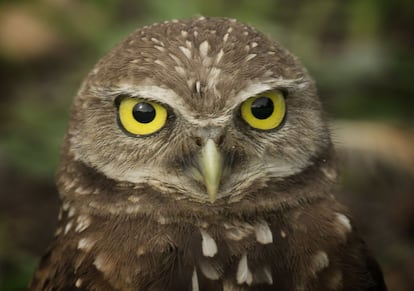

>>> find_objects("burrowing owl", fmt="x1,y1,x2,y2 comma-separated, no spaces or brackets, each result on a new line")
29,17,386,291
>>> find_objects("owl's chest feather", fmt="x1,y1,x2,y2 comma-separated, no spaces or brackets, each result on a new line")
30,198,381,291
84,200,350,290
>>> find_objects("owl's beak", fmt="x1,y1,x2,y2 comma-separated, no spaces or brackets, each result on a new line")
198,139,223,203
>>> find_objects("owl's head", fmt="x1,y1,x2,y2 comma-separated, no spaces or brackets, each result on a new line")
61,17,332,214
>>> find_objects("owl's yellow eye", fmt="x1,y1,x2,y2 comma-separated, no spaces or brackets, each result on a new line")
240,90,286,130
118,97,167,136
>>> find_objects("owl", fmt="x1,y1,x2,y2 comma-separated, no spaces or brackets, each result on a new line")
29,17,386,291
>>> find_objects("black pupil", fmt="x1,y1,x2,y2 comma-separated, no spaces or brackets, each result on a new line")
251,97,274,119
132,102,156,123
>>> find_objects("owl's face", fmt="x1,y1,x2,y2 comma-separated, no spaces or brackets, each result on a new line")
66,17,329,205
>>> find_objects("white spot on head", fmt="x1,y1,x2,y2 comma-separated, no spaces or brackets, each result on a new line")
223,33,229,43
215,49,224,64
254,220,273,244
75,278,82,288
181,30,188,38
250,42,258,48
154,60,167,68
93,253,106,271
64,221,73,235
154,45,165,52
227,27,233,33
336,213,352,232
280,230,287,238
75,215,91,233
195,81,202,94
75,186,90,195
199,40,209,58
192,268,200,291
312,251,329,274
77,237,96,252
62,202,70,211
179,46,192,59
93,253,114,276
237,253,253,285
206,68,221,90
243,31,249,36
68,207,75,218
199,260,222,280
169,53,182,66
245,54,257,61
150,37,164,46
175,66,187,77
200,229,217,257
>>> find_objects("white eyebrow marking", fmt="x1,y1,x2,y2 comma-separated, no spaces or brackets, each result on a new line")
227,77,310,109
99,83,232,126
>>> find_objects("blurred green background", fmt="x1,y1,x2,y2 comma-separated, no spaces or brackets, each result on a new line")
0,0,413,290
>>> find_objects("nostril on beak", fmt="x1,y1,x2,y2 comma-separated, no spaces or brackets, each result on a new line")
216,133,225,146
193,127,226,147
194,136,203,147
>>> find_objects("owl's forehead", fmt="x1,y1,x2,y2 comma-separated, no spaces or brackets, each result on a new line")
87,17,307,118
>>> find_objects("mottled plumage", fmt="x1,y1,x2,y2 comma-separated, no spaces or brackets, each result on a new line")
29,17,386,291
